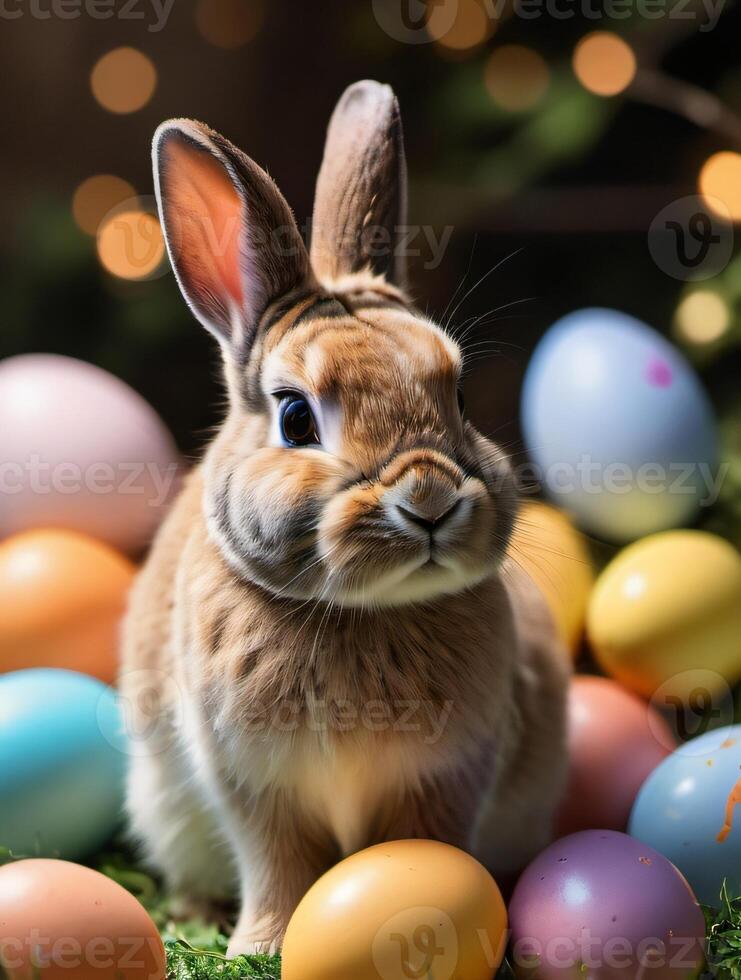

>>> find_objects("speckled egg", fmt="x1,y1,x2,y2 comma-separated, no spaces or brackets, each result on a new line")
630,724,741,906
0,859,165,980
587,530,741,701
282,839,507,980
557,676,676,836
0,669,127,859
521,308,718,542
0,529,136,684
509,830,705,978
0,354,181,554
508,501,595,655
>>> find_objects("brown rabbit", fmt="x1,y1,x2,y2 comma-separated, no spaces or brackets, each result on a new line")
120,80,569,955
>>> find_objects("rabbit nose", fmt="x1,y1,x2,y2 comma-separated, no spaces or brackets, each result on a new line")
395,499,462,535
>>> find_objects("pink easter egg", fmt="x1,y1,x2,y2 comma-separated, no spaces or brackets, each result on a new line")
0,354,181,554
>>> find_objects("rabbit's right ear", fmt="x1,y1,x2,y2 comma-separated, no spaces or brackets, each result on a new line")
311,80,408,288
153,119,314,357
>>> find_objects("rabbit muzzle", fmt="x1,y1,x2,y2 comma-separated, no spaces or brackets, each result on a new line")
380,449,467,545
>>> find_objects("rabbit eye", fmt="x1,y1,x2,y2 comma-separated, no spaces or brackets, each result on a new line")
279,395,320,447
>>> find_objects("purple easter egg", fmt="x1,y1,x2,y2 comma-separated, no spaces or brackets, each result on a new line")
509,831,705,978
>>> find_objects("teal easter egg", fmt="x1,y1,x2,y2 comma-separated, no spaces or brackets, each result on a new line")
629,724,741,906
0,668,127,859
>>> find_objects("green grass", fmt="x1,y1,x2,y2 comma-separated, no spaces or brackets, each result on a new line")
165,935,281,980
95,849,283,979
703,881,741,978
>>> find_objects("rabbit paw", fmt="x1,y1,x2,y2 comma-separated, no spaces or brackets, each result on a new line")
226,933,281,958
226,910,284,958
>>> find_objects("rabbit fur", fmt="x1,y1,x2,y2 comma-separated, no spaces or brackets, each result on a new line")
120,79,569,955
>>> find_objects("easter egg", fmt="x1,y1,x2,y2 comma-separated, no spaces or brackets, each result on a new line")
508,502,595,655
0,669,126,859
630,724,741,906
521,308,718,542
0,529,135,684
557,676,676,836
0,859,165,980
0,354,180,554
588,530,741,702
282,840,507,980
509,830,705,978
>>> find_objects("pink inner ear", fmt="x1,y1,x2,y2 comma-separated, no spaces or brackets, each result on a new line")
163,137,244,310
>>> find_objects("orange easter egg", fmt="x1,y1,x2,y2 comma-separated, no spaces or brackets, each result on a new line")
0,529,135,685
282,839,507,980
0,859,165,980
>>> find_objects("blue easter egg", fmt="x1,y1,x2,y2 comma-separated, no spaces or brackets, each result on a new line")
521,308,718,542
0,668,127,859
629,725,741,906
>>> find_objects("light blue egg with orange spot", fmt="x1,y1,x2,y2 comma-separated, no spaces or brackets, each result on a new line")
629,724,741,906
521,308,718,542
0,668,127,859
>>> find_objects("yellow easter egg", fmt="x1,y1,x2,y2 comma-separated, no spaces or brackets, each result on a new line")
587,530,741,702
281,840,507,980
508,501,595,655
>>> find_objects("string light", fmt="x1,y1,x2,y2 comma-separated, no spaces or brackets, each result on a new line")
195,0,264,49
572,32,636,97
97,210,165,281
675,291,731,345
91,48,157,114
72,176,136,236
485,45,550,112
428,0,493,53
698,151,741,221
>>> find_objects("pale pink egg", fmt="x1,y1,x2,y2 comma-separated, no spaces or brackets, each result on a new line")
0,354,181,554
557,675,676,835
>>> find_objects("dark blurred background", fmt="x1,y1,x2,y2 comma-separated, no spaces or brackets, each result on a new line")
1,0,739,540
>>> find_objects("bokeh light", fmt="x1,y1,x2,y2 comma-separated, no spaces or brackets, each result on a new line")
196,0,265,49
572,32,636,97
485,45,550,112
91,48,157,114
96,210,165,280
675,290,731,345
72,175,136,236
428,0,493,53
698,151,741,221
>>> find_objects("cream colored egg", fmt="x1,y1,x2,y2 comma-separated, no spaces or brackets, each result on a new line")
508,501,595,655
282,840,507,980
587,530,741,702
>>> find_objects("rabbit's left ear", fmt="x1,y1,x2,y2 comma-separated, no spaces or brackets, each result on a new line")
311,80,408,288
153,119,314,357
